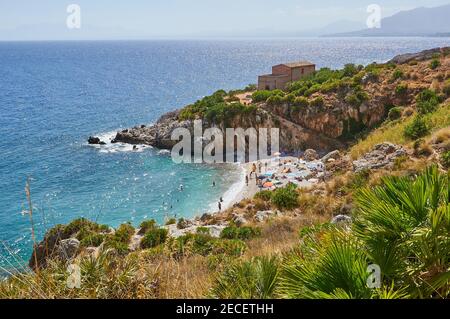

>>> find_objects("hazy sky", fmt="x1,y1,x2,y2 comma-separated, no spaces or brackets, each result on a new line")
0,0,449,39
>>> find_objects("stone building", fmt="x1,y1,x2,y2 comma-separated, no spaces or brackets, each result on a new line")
258,61,316,90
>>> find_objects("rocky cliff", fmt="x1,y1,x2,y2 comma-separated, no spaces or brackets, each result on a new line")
96,47,449,154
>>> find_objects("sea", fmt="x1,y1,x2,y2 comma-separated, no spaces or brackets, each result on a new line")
1,37,449,270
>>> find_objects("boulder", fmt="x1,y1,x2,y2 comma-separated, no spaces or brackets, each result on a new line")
353,143,407,172
56,238,80,262
166,224,225,238
88,136,101,144
232,214,247,226
321,150,341,163
29,225,70,270
331,215,352,225
304,149,319,161
200,213,212,222
255,210,279,223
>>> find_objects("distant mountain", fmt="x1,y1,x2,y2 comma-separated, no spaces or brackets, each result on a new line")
328,4,450,37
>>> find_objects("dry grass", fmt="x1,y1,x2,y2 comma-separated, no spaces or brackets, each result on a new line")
350,104,450,159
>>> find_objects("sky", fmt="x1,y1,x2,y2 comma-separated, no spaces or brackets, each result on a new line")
0,0,449,40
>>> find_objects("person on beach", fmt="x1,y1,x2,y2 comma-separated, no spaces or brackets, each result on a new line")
218,201,222,211
245,175,249,186
220,197,223,203
265,162,268,171
258,162,262,173
251,163,257,177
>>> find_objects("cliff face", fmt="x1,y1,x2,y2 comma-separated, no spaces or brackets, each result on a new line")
110,47,449,154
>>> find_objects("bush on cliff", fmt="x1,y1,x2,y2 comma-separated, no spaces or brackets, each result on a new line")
139,219,157,234
442,151,450,168
430,59,440,70
221,226,261,241
388,106,403,121
310,96,325,108
404,116,430,140
395,83,408,96
80,233,105,248
271,183,299,210
141,227,168,249
254,190,273,202
252,90,273,102
392,69,404,81
104,223,135,254
416,89,439,114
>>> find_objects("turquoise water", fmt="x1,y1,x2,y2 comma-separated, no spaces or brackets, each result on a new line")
1,38,449,269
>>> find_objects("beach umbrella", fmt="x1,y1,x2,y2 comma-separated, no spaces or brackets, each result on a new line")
263,181,274,188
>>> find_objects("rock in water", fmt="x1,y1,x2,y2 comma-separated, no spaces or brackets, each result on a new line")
88,136,101,144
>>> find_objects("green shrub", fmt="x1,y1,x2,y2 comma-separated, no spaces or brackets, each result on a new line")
404,116,429,139
343,64,359,77
320,79,340,93
266,95,284,106
345,87,368,107
114,223,135,243
416,89,439,114
392,69,404,81
220,226,261,240
139,219,157,234
310,96,324,107
388,107,403,121
395,83,408,96
63,218,108,238
282,93,296,104
211,239,246,257
80,233,105,248
190,233,215,255
252,90,273,102
255,190,273,201
165,218,176,225
104,223,135,254
430,59,440,70
141,228,168,249
443,80,450,97
293,96,309,108
304,84,321,97
271,183,299,210
442,151,450,168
